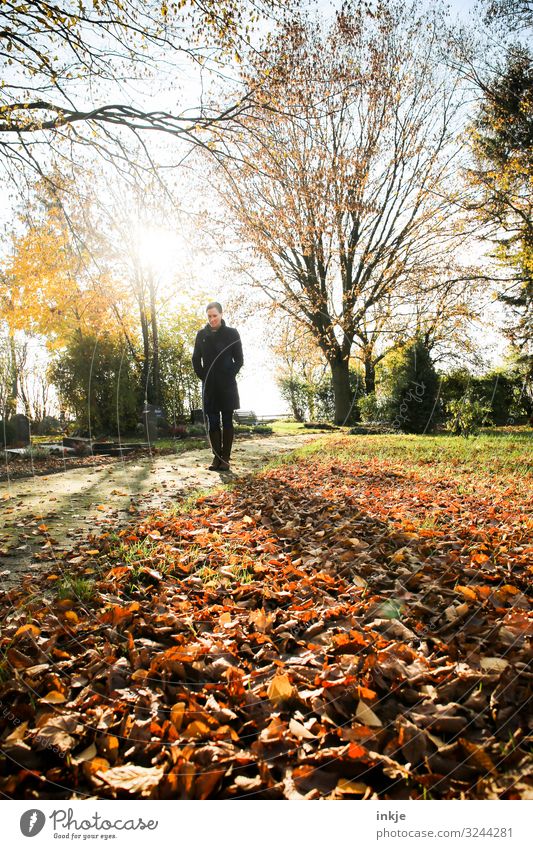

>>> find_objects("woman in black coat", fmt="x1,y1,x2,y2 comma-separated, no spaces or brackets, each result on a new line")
192,302,243,471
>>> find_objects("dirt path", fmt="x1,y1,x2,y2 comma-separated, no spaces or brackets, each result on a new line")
0,434,315,587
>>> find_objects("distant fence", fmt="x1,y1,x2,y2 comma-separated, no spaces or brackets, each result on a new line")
234,411,293,425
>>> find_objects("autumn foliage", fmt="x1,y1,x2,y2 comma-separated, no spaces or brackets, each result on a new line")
0,435,531,799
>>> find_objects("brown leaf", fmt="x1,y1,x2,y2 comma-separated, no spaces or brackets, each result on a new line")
41,690,67,704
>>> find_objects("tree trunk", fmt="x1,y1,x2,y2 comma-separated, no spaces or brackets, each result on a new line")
139,308,151,403
149,277,160,407
7,332,18,416
329,356,352,425
364,355,376,395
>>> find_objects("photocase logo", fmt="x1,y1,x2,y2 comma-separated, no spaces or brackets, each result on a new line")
20,810,46,837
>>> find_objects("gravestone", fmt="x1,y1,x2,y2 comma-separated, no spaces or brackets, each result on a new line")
191,408,204,425
9,414,30,446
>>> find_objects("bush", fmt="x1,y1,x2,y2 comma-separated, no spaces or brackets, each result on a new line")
278,377,313,422
187,424,206,437
34,415,62,435
445,394,491,437
358,392,390,423
440,366,532,426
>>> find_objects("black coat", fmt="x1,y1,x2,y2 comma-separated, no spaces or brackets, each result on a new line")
192,320,243,413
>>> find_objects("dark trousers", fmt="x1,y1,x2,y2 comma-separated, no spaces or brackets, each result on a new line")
206,411,233,432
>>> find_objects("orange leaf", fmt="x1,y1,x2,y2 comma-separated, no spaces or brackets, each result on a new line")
472,552,490,564
41,690,67,704
456,585,477,602
267,673,294,703
183,721,211,738
63,610,79,625
337,778,369,795
14,624,40,639
170,702,186,731
356,686,377,701
347,743,368,759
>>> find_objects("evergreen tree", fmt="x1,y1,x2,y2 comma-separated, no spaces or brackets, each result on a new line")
379,337,441,433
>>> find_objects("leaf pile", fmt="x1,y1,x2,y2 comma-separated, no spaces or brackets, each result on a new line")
0,444,531,799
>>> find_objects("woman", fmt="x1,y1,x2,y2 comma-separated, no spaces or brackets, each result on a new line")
192,302,243,471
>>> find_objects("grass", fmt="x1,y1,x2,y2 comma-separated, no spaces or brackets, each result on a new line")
166,486,224,516
266,427,532,478
56,576,96,602
270,419,311,435
194,562,255,587
149,437,203,453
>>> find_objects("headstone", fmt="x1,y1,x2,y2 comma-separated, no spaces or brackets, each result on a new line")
9,414,30,446
191,408,204,425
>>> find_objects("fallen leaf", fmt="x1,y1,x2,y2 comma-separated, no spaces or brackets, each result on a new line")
355,701,382,727
14,624,40,639
267,673,294,704
97,764,165,796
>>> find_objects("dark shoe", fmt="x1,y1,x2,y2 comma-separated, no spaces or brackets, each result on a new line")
220,426,234,471
208,429,222,470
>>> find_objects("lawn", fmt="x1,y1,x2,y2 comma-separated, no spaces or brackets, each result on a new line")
0,428,531,799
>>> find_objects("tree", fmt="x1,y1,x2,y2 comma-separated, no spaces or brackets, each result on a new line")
212,1,471,423
378,336,441,433
0,323,17,418
482,0,533,30
0,0,283,180
272,317,328,420
158,310,202,423
1,204,125,347
49,332,140,435
467,46,533,375
0,333,52,422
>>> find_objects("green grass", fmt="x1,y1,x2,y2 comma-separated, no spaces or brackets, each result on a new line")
151,437,204,453
56,576,96,602
263,426,532,480
194,562,254,587
165,486,228,517
270,419,309,435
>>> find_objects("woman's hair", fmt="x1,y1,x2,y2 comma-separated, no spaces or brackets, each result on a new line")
206,301,222,313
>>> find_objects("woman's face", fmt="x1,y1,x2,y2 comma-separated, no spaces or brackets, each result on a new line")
207,307,222,330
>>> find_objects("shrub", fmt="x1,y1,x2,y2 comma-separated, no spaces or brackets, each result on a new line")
445,394,491,437
277,376,312,422
440,365,532,426
358,392,389,423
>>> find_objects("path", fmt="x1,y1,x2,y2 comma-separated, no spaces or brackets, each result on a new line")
0,434,315,586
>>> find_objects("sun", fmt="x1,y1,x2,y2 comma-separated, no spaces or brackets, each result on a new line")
136,225,186,279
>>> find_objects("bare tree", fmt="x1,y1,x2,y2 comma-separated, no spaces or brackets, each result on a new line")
210,1,475,422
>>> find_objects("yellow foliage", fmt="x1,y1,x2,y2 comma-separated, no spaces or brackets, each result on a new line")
3,205,132,348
